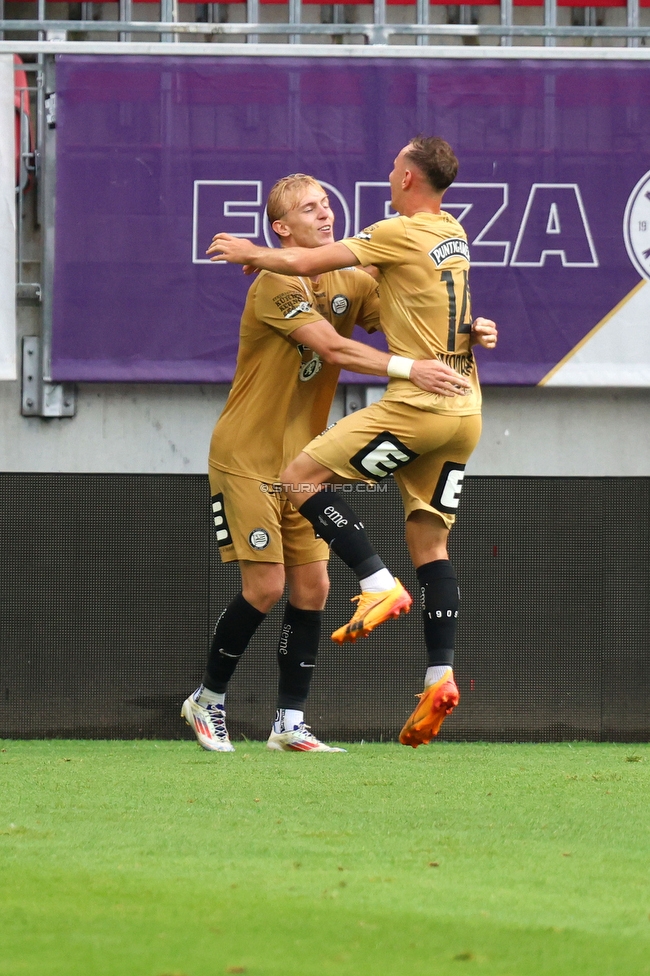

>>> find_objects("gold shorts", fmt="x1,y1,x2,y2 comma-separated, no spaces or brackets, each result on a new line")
303,399,482,530
208,465,329,566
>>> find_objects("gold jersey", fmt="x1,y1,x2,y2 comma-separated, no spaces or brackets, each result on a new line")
210,267,380,482
343,211,481,417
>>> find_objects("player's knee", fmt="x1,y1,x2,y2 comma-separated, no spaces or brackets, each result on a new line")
312,576,330,608
289,575,329,610
242,580,285,613
262,583,286,612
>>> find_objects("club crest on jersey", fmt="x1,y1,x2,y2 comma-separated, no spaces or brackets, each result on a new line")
296,344,324,382
428,238,470,267
331,294,350,316
299,355,323,381
273,291,313,319
249,528,270,550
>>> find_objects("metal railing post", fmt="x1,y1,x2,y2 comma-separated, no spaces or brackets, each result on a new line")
80,0,95,37
288,0,301,44
500,0,512,46
16,85,26,291
416,0,429,47
119,0,132,43
160,0,178,43
373,0,387,44
41,55,55,381
627,0,640,48
247,0,259,44
544,0,557,46
37,0,45,41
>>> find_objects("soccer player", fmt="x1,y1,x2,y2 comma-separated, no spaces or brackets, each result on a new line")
207,138,498,747
183,172,472,754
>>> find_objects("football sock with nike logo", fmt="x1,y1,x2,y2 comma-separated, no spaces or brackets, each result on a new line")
276,602,322,710
273,708,303,734
417,560,458,674
203,593,266,693
299,493,391,586
194,685,225,707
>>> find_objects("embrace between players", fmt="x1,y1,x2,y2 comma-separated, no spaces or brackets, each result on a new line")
181,136,498,753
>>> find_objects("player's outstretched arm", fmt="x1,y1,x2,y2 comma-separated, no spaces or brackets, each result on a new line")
291,320,471,399
470,317,498,349
207,235,359,277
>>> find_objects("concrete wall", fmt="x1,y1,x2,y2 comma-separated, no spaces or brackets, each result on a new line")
2,354,650,476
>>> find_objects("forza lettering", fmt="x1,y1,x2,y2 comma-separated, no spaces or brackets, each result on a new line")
198,180,599,271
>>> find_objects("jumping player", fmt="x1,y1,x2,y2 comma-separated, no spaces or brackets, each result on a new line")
207,138,498,747
183,172,473,753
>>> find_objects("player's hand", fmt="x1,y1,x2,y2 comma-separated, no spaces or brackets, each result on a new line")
470,317,498,349
242,265,260,276
409,359,472,398
206,234,260,265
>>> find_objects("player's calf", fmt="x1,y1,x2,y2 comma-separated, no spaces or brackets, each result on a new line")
399,559,460,746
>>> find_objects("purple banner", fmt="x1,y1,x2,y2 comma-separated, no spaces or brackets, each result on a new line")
52,55,650,385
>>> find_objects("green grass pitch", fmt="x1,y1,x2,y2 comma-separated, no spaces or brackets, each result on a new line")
1,740,649,976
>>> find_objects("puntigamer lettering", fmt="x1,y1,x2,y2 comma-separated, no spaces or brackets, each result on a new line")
428,238,471,267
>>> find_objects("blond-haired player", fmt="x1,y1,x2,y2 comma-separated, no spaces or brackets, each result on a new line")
207,138,498,748
183,172,471,753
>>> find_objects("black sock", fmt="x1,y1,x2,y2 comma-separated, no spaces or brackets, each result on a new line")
417,560,459,668
203,593,266,693
299,493,385,579
276,602,322,710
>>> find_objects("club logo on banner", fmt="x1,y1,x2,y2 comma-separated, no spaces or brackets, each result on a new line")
624,171,650,282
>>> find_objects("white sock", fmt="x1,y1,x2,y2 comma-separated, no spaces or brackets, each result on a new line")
360,568,396,593
274,708,304,733
194,684,226,707
425,665,452,688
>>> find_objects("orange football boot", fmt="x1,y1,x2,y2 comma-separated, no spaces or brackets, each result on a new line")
399,667,460,747
331,579,412,644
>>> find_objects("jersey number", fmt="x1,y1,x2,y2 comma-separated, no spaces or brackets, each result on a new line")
441,270,472,352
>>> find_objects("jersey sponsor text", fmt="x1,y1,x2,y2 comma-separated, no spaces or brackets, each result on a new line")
428,238,471,267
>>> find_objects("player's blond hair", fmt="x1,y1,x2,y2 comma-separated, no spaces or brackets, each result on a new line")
266,174,326,225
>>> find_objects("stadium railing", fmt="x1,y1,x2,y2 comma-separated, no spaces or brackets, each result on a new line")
0,0,647,45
